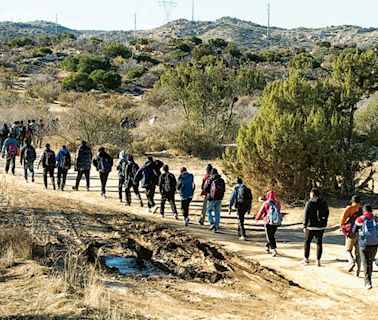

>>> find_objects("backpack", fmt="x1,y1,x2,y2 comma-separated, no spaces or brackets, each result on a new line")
8,143,16,155
210,178,225,200
98,156,111,173
24,146,34,163
45,150,55,167
360,216,378,247
61,152,71,170
126,162,139,180
341,208,363,238
163,173,176,194
237,185,252,206
267,201,282,226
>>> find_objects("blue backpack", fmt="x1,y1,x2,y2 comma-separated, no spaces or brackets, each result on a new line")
267,201,282,226
360,216,378,247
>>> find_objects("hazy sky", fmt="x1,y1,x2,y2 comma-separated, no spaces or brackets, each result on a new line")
0,0,376,31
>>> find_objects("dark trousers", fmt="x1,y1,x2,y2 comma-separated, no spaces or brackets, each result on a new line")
237,205,249,237
181,198,192,219
5,154,16,174
160,193,177,216
99,172,109,194
360,245,378,285
57,167,68,189
145,185,156,208
304,229,324,260
265,224,278,250
75,169,90,189
118,176,125,200
43,166,55,189
125,182,142,205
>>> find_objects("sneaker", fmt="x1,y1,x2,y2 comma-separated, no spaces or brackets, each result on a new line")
161,213,164,218
198,219,204,225
265,247,271,254
61,187,64,191
140,201,144,207
365,283,373,290
239,236,246,241
119,199,123,203
53,185,56,191
72,186,78,191
209,224,215,231
355,269,360,278
301,258,310,265
271,250,277,257
174,214,179,220
152,206,159,214
148,207,152,213
213,227,218,233
86,187,90,192
316,260,321,267
347,262,355,272
184,218,190,226
32,177,35,182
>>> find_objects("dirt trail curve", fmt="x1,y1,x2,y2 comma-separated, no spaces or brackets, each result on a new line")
0,156,377,319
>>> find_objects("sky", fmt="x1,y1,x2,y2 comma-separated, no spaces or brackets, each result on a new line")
0,0,377,31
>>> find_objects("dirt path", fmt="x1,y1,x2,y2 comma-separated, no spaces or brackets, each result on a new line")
0,157,377,319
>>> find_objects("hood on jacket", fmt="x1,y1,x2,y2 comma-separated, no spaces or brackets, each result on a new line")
119,150,128,161
60,147,69,154
212,174,221,180
266,190,277,202
180,171,191,179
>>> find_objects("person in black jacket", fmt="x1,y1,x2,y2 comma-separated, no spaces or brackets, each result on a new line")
72,141,92,191
124,155,143,206
20,140,36,183
159,164,178,219
0,123,9,150
37,143,56,190
302,188,329,267
93,147,113,198
134,156,163,213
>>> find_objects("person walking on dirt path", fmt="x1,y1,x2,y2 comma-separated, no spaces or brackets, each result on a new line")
124,155,143,206
19,120,26,147
116,150,128,203
353,204,378,290
177,167,195,226
228,177,253,241
93,147,113,198
0,123,10,151
340,195,363,276
256,190,282,256
1,132,19,175
199,163,212,225
30,120,38,148
134,156,163,213
38,143,56,190
72,141,92,192
37,119,45,148
56,145,71,191
204,168,226,233
302,188,329,267
24,120,33,146
159,164,178,219
20,140,36,183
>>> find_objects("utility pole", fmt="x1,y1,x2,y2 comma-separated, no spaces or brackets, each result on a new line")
158,0,177,23
55,14,58,33
267,2,271,38
192,0,195,22
134,12,137,39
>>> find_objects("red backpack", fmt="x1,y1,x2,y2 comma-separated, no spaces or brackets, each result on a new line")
210,178,225,200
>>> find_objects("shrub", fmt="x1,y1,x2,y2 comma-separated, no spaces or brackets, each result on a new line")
6,37,35,48
60,55,79,72
33,47,53,57
62,72,95,92
127,67,145,79
136,54,159,65
0,227,32,268
89,69,122,91
26,74,60,102
77,55,110,74
192,44,213,60
102,42,132,59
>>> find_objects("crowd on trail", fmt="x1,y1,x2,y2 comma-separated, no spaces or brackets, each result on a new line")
0,127,377,290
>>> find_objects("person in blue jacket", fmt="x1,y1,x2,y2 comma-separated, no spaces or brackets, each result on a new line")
56,145,71,191
177,167,195,226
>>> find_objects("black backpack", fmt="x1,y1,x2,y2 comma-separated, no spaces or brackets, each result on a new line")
98,156,112,173
61,152,71,169
237,185,252,206
45,150,55,168
163,173,176,194
210,178,226,200
24,146,35,163
126,162,139,181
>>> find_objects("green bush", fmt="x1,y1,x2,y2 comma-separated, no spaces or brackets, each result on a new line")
6,37,35,48
89,69,122,90
136,54,159,65
127,67,145,79
62,72,95,92
77,55,110,74
60,55,79,72
33,47,53,57
102,42,132,59
192,44,214,60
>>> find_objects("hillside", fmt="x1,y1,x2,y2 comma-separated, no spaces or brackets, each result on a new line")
1,17,378,49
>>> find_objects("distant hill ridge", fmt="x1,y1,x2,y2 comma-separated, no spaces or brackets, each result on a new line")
1,17,378,49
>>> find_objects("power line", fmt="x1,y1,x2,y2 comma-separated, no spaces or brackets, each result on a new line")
158,0,177,23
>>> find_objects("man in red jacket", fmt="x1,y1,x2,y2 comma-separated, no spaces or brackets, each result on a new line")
198,163,212,225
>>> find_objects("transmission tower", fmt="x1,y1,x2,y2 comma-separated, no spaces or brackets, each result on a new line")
158,0,177,23
192,0,195,22
266,2,271,38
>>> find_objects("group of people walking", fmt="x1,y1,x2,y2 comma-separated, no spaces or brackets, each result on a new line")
0,135,377,290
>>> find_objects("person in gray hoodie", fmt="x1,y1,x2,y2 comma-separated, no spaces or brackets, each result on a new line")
177,167,195,226
1,132,19,175
116,150,128,202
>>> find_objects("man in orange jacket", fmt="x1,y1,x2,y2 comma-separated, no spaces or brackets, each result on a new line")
340,195,362,275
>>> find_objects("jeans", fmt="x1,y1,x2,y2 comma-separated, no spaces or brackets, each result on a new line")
23,162,34,181
99,172,109,194
181,198,192,219
57,167,68,189
360,245,377,286
160,193,177,216
75,169,90,189
237,205,249,238
43,166,55,189
304,229,324,260
125,181,142,205
145,184,156,208
207,200,222,228
265,224,278,250
5,154,16,174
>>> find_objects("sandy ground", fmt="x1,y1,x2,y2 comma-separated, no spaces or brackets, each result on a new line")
0,155,377,319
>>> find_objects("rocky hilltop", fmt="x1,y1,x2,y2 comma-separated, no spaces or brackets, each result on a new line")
1,17,378,49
